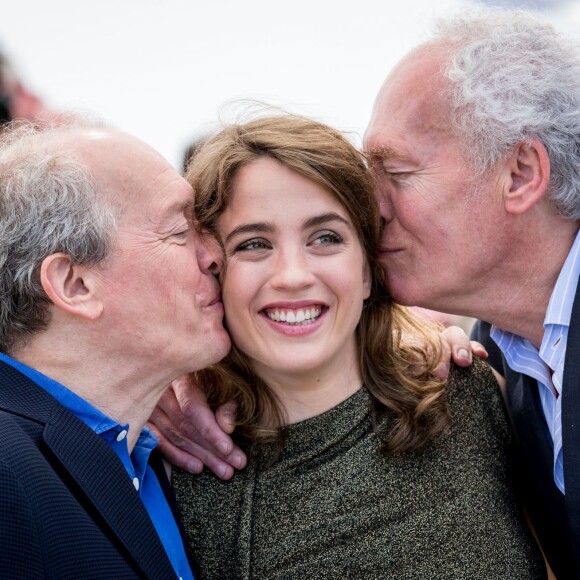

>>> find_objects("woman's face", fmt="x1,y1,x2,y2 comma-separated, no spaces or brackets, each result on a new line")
216,156,371,383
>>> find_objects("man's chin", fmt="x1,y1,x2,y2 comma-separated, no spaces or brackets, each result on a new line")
384,277,424,308
189,328,231,370
212,331,232,363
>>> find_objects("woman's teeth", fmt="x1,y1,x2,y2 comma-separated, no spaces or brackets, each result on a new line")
265,306,322,325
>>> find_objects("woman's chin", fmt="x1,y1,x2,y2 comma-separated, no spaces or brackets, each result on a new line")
251,354,326,380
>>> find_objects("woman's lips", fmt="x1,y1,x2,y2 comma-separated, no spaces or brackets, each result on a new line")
263,305,322,324
259,304,328,336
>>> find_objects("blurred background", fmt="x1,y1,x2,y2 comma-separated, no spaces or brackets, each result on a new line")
2,0,579,169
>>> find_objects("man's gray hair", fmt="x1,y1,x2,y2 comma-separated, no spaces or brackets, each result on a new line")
434,9,580,218
0,120,117,353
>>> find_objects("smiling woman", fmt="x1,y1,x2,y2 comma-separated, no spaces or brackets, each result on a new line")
172,114,544,578
216,157,371,418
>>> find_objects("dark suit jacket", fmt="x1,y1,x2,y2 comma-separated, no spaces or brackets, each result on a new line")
0,359,187,579
473,291,580,580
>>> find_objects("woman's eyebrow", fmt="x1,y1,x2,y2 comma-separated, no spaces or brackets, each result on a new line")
224,222,274,244
303,213,350,229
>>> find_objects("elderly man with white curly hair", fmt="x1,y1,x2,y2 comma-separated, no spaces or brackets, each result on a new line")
365,10,580,578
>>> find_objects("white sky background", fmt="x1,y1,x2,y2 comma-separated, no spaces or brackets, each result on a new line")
1,0,580,169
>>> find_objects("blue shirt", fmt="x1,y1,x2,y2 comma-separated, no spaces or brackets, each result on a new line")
491,229,580,495
0,352,193,580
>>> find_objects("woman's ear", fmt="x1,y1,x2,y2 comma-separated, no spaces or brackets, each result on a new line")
501,139,551,215
40,253,104,320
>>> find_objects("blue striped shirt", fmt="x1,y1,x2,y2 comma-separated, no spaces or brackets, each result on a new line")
0,352,193,580
491,229,580,495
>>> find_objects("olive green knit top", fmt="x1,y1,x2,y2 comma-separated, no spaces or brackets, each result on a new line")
173,361,545,579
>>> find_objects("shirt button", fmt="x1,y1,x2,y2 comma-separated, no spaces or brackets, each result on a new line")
116,429,128,442
133,477,140,491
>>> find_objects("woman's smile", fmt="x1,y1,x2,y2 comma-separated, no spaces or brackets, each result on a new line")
260,303,328,336
263,304,323,324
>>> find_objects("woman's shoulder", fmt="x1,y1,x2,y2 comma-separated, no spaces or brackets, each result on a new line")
446,357,501,402
444,357,511,442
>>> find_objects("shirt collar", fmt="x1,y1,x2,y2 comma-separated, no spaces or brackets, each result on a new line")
0,352,151,442
544,229,580,327
492,229,580,342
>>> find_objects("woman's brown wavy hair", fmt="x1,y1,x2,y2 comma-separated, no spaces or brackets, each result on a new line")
187,114,450,454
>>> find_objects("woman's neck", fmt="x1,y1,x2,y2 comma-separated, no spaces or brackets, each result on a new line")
255,356,364,425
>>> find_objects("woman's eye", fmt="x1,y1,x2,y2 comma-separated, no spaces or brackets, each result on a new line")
313,231,343,245
236,238,269,251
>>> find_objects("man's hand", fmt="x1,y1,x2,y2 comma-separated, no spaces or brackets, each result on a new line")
433,325,488,379
148,375,247,480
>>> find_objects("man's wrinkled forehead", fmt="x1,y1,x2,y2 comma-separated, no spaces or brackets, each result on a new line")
45,127,194,232
365,42,454,150
66,128,186,207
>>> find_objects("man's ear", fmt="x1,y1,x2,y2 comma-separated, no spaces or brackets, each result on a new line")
502,139,551,215
362,261,372,301
40,253,104,321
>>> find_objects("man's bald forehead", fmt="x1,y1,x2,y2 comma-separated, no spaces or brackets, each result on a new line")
365,41,456,157
55,127,150,164
384,42,453,134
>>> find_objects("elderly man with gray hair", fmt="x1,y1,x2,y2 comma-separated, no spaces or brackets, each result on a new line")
0,119,230,578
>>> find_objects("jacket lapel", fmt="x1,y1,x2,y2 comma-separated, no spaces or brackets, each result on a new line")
150,450,200,576
44,405,177,580
562,279,580,562
507,368,557,495
505,358,577,577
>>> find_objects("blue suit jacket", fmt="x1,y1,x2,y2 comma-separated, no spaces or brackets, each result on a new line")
473,295,580,580
0,359,190,579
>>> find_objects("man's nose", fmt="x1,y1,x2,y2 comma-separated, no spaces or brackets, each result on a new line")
374,183,394,224
197,230,223,276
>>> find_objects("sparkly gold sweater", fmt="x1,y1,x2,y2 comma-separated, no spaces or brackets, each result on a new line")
173,361,545,579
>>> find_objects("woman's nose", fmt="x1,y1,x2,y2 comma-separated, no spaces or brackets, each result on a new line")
270,248,315,290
